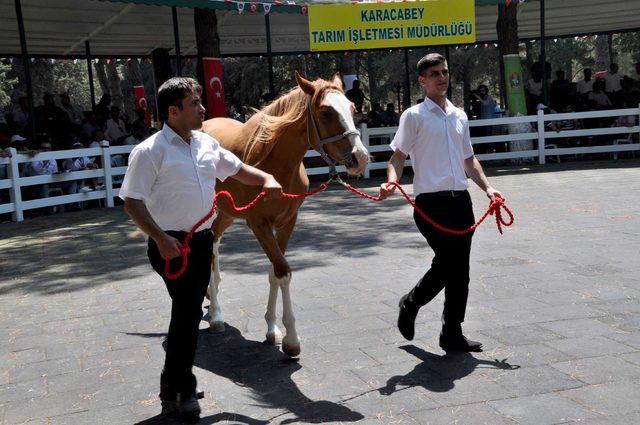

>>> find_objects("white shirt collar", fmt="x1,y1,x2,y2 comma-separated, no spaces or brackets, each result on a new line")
162,123,193,145
423,96,454,115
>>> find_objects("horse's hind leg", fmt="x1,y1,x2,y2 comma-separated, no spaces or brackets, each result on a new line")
207,213,235,333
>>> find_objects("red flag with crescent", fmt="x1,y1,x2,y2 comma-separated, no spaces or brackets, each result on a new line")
133,85,151,126
203,57,227,118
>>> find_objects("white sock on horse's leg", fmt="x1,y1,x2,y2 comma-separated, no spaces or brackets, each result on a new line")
279,273,300,357
208,241,225,333
266,268,283,345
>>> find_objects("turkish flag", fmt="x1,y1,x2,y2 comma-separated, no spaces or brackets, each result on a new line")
203,57,227,118
133,85,151,126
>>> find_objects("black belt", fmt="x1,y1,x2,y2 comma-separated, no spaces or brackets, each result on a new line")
422,190,467,198
166,229,212,238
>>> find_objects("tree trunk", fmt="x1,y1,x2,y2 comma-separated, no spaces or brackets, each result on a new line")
95,60,109,98
595,35,610,71
497,2,519,110
152,48,173,91
366,54,378,105
194,8,221,112
106,60,123,111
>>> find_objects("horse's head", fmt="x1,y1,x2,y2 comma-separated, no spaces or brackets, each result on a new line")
295,71,369,176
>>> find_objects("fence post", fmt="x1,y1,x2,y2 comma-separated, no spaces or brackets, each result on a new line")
537,109,546,165
7,147,24,222
361,123,370,179
101,141,115,208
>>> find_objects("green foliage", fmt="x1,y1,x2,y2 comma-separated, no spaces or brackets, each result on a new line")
0,60,18,108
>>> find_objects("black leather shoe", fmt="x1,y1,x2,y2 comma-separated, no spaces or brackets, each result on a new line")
398,294,419,341
160,399,179,418
178,393,201,423
439,333,483,352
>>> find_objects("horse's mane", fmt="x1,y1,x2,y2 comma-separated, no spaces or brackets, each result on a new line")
244,78,342,164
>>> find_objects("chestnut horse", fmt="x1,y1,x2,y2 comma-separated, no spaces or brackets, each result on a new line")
201,72,369,357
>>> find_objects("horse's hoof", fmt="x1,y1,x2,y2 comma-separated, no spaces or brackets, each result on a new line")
266,330,283,345
208,321,225,333
282,343,301,357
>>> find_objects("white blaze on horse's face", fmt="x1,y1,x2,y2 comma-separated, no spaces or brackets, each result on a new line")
324,91,370,176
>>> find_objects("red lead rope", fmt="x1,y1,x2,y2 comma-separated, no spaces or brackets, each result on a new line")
163,180,514,280
340,181,515,236
163,182,329,280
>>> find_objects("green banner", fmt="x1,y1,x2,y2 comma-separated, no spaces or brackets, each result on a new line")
503,54,527,116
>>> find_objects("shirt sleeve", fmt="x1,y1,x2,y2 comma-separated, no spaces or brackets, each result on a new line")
390,109,417,155
215,145,243,182
462,119,474,159
118,147,157,202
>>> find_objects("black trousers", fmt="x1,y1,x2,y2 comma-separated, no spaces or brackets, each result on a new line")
404,190,475,332
147,229,214,401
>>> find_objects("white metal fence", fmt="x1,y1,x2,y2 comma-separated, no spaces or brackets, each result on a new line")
1,107,638,222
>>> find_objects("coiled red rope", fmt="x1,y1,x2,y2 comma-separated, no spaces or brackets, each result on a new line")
163,179,514,280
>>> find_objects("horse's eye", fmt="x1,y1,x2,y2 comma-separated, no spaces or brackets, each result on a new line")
319,110,330,119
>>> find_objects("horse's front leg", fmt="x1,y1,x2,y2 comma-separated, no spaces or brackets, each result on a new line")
248,219,299,357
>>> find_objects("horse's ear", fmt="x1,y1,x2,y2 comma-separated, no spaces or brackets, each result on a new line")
332,72,344,90
295,71,315,96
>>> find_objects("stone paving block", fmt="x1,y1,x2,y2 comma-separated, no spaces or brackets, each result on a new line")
9,358,80,384
47,368,124,395
550,355,640,385
48,404,134,425
619,351,640,366
408,402,517,425
488,392,603,425
3,391,90,423
604,331,640,350
480,343,574,368
537,317,619,339
81,347,149,371
0,349,46,368
0,378,46,404
478,323,565,346
559,380,640,416
545,335,636,358
489,365,583,397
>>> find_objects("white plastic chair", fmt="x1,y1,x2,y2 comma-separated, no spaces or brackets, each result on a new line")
612,133,634,160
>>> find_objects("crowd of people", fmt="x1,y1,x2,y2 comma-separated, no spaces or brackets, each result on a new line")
0,92,157,216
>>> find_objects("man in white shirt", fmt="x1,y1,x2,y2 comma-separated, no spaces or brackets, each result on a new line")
379,53,503,353
603,63,622,107
576,68,594,103
120,77,282,422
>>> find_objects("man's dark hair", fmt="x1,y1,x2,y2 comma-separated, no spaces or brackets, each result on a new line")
157,77,202,122
417,53,447,77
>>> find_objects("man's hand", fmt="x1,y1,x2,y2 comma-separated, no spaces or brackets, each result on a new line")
155,233,183,260
379,182,397,200
262,175,283,200
486,186,504,201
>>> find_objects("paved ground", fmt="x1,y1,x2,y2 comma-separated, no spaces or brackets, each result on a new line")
1,160,639,425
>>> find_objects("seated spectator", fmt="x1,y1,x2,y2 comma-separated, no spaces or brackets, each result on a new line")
35,93,68,149
367,103,384,127
63,142,98,193
603,63,623,107
615,98,639,128
588,79,612,109
123,127,144,145
104,106,129,144
381,103,399,127
346,80,365,113
130,108,150,141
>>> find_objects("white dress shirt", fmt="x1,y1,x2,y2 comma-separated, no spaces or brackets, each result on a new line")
603,72,622,92
119,124,243,232
390,97,474,196
576,79,594,95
